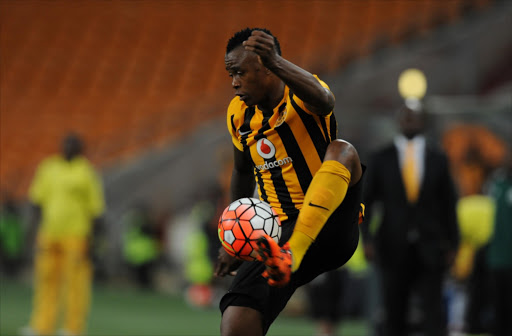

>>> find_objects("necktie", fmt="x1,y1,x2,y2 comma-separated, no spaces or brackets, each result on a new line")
403,142,419,202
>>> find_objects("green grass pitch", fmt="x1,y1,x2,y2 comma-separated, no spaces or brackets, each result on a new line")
0,276,368,336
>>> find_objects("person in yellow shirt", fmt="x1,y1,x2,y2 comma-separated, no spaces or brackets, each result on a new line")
20,133,106,336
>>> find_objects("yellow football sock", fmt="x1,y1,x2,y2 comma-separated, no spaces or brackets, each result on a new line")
288,160,351,271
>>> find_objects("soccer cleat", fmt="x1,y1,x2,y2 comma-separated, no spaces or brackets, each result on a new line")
255,234,292,287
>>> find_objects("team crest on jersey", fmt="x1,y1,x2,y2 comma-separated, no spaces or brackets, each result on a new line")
256,138,276,159
275,108,287,127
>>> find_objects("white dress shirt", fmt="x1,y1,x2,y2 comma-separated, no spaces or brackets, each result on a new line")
394,134,426,189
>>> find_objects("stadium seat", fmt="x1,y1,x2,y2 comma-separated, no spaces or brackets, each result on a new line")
0,0,496,199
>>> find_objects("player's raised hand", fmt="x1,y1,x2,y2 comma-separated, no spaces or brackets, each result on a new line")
214,247,242,277
243,30,280,69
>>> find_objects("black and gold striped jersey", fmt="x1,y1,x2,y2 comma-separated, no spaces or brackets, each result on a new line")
227,76,337,222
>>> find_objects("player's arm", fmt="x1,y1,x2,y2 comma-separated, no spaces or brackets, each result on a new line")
214,145,254,277
230,145,255,201
243,30,334,116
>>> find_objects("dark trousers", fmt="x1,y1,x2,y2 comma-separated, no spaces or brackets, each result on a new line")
491,268,512,336
465,246,493,334
379,244,447,336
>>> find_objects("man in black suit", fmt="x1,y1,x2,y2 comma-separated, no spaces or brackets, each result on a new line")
362,99,460,336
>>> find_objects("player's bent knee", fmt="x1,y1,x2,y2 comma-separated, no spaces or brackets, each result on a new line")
325,140,359,166
324,140,362,185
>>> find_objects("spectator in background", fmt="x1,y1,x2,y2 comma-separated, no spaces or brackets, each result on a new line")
450,193,494,334
362,99,460,336
442,125,506,198
0,191,25,276
20,133,106,336
486,147,512,336
122,202,161,290
184,181,236,309
183,187,220,308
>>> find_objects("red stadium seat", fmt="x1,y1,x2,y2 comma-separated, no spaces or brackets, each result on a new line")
0,0,495,199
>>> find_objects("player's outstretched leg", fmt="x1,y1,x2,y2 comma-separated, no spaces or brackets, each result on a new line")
257,140,362,287
255,235,292,287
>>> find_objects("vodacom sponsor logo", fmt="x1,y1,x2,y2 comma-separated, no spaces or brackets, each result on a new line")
255,138,293,171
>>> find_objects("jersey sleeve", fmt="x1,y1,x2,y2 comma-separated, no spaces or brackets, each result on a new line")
291,75,333,117
226,97,244,151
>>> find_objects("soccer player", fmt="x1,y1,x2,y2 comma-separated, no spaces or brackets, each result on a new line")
214,28,364,336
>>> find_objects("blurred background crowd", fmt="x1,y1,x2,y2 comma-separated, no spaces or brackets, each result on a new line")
0,0,511,335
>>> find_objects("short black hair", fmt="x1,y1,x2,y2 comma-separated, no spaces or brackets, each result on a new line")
226,27,282,56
